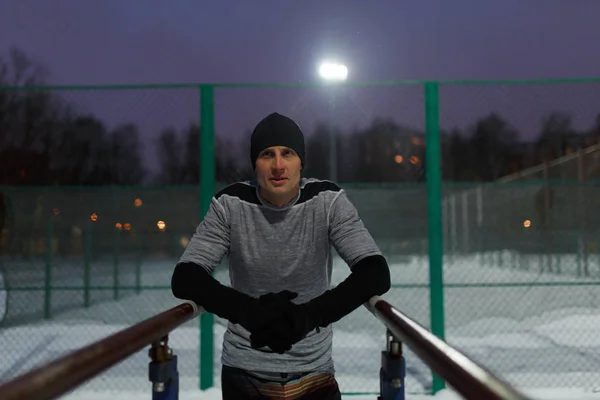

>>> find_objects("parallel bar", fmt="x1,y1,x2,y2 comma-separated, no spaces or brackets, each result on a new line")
367,297,532,400
0,302,202,400
6,279,600,293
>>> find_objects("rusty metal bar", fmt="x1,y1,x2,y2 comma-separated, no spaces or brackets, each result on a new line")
366,296,532,400
0,301,202,400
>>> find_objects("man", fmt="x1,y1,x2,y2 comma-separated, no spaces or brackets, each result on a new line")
171,112,390,399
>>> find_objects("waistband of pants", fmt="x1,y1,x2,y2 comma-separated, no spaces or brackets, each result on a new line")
224,365,335,383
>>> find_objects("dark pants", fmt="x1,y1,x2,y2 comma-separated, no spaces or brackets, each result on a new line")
221,365,342,400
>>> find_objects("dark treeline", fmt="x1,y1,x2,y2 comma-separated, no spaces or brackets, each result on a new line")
1,48,599,187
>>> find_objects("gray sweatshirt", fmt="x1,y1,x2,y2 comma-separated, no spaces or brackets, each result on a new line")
178,177,382,375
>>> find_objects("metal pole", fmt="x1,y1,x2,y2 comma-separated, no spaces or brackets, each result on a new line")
113,228,120,301
462,191,469,253
149,336,180,400
136,232,142,295
328,91,337,182
84,221,91,307
378,329,405,400
44,219,54,319
450,194,457,264
424,81,445,393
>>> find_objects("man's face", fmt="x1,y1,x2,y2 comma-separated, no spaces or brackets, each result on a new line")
255,146,302,206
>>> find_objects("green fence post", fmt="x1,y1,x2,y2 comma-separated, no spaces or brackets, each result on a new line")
425,81,445,393
84,221,92,307
113,227,120,301
200,84,215,390
44,219,54,320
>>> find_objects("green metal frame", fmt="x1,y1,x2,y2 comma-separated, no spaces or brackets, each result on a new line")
5,76,599,394
424,82,445,392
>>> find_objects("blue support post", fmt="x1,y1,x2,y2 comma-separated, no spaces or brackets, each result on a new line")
149,336,179,400
379,329,405,400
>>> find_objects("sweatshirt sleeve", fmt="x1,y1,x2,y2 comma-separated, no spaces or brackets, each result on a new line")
178,197,230,274
328,189,382,269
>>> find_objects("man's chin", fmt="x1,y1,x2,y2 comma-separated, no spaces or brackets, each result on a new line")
265,182,296,196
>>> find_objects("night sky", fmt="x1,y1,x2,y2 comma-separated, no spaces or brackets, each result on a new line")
2,0,600,171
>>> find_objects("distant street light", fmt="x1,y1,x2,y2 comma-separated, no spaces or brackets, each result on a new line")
318,62,348,182
319,62,348,81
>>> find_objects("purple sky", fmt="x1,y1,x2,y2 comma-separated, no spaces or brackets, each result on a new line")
1,0,600,171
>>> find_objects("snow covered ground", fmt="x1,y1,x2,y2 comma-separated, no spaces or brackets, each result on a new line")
2,253,600,399
56,387,600,400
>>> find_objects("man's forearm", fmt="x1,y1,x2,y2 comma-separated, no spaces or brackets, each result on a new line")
309,254,390,328
171,262,249,324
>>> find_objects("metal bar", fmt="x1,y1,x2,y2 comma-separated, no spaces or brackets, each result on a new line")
7,76,600,92
113,228,121,301
136,233,143,295
379,329,405,400
0,301,202,400
461,190,469,252
84,221,92,307
149,336,179,400
497,142,600,182
366,297,532,400
44,219,53,319
424,81,445,393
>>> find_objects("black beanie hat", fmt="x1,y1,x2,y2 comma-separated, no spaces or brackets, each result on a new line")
250,112,305,169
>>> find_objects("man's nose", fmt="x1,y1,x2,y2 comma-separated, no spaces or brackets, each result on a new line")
272,155,285,170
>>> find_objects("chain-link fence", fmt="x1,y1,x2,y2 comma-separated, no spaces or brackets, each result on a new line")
437,81,600,392
1,79,600,395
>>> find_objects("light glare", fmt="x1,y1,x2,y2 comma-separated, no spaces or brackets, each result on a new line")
319,62,348,81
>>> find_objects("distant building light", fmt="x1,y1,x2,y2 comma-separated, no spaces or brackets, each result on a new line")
411,137,424,146
180,236,190,248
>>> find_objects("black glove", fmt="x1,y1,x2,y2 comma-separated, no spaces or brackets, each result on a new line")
250,301,317,352
238,290,298,332
171,263,299,341
238,290,301,354
250,255,391,352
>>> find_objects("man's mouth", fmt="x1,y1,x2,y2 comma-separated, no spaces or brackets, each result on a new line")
270,177,287,183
